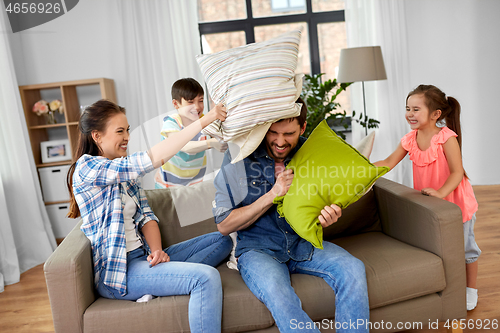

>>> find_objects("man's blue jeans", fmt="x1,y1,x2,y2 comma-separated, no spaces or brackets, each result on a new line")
237,241,370,333
97,231,232,333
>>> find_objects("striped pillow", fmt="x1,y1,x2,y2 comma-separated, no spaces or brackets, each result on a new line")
196,30,303,162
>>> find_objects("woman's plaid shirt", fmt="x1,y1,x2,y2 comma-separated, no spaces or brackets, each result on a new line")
73,151,157,295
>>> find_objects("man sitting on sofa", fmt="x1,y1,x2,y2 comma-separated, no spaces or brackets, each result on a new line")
212,97,370,332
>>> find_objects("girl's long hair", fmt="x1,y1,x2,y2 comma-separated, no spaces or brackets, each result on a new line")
66,100,126,218
407,84,467,178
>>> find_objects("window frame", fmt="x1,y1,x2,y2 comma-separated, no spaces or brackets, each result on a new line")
197,0,345,75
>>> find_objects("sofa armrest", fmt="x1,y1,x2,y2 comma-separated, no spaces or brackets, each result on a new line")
373,177,466,321
44,220,95,333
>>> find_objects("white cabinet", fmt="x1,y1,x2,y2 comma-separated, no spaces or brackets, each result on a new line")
39,165,70,202
46,203,79,238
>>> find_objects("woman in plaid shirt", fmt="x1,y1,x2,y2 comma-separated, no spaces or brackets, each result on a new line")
67,100,231,332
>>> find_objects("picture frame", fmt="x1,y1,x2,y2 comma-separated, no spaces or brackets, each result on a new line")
40,139,72,164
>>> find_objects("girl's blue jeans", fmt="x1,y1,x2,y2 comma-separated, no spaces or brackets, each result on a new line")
96,231,232,333
237,241,370,333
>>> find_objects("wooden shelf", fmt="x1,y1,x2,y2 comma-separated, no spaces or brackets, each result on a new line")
29,122,79,130
20,78,117,91
36,160,72,168
45,200,71,206
19,78,117,202
29,123,67,130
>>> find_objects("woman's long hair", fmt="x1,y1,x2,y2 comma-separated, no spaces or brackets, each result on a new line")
407,84,467,178
66,100,126,218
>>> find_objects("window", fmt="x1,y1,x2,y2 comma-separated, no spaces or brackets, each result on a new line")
257,0,306,16
271,0,306,13
197,0,247,23
201,31,247,54
197,0,350,113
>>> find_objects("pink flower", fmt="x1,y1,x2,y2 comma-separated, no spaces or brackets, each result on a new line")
33,100,49,116
39,103,49,114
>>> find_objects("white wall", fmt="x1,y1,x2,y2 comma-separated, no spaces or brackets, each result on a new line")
10,0,128,104
405,0,500,185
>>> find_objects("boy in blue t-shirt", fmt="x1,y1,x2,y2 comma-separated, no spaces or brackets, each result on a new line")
155,78,227,188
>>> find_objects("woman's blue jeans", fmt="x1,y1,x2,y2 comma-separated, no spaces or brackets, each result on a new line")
97,231,232,333
237,241,370,333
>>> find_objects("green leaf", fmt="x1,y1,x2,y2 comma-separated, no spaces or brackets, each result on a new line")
301,73,379,137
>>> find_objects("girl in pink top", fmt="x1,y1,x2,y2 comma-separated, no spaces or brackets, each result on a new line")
374,84,480,311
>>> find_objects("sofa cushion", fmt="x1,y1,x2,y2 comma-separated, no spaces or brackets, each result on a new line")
333,232,446,309
322,187,381,241
218,265,275,331
83,264,275,333
84,296,190,332
354,131,376,159
291,271,336,321
145,181,218,247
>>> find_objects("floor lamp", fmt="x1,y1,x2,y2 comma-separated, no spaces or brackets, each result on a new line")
337,46,387,136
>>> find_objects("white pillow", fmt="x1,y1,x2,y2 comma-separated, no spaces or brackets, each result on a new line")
354,131,376,158
196,30,303,163
354,131,377,192
226,232,238,271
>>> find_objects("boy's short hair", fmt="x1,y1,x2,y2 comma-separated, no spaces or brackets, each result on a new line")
171,78,204,102
276,96,308,128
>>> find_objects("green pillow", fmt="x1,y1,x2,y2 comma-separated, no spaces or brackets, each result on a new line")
274,120,389,249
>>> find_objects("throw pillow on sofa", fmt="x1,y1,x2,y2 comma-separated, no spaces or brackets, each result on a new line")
196,30,303,163
274,120,389,249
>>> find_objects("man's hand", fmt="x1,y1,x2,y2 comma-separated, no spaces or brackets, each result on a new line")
271,169,294,198
318,204,342,228
421,187,443,198
147,250,170,267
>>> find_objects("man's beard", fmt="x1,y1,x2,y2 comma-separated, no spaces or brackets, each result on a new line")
267,142,292,161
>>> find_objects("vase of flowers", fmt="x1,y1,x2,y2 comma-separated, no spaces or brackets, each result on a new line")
33,99,64,124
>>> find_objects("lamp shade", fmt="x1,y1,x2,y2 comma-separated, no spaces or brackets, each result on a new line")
337,46,387,83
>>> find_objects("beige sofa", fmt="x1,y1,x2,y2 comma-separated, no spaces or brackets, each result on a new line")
44,178,466,332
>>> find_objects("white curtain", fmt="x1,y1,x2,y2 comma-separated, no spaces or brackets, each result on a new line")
118,0,204,151
345,0,413,186
116,0,225,189
0,11,56,292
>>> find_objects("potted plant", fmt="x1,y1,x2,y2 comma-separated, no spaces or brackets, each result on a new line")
300,73,379,139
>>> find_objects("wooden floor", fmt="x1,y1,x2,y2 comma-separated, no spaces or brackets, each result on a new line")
0,185,499,333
